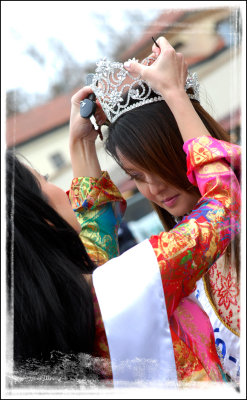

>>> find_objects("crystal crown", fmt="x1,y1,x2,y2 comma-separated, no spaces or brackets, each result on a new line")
90,57,200,124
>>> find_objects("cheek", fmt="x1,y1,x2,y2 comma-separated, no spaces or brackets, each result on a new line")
57,190,69,208
46,185,70,212
135,182,152,201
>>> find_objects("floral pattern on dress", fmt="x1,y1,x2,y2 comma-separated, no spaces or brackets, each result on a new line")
215,272,239,309
206,259,240,333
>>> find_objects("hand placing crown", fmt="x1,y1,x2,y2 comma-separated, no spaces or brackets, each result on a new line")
90,37,200,124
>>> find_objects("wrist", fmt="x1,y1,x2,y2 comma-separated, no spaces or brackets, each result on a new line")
161,88,189,108
69,135,96,150
70,138,101,179
69,135,80,149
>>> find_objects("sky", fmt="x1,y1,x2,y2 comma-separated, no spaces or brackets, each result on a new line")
2,1,160,95
2,1,245,97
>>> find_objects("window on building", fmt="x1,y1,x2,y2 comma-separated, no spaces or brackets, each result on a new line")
50,152,66,169
230,125,241,145
216,14,242,48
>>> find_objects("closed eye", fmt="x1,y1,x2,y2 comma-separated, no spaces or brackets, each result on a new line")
128,173,145,182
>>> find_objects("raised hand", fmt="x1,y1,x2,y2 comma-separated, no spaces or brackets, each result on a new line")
69,87,106,178
124,36,188,101
70,86,106,144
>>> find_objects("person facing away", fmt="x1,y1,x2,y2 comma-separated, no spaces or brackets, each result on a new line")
92,36,241,383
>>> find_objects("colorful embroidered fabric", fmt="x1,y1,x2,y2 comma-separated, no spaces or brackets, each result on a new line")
151,136,240,316
149,136,240,381
187,137,241,380
69,137,240,383
170,298,224,382
192,139,241,335
68,171,126,266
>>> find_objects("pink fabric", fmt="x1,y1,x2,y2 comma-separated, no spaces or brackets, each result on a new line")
170,297,224,380
183,136,241,188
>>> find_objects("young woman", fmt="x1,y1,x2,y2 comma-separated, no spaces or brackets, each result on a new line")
87,36,241,383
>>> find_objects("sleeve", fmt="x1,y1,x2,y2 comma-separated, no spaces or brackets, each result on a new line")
68,171,127,266
149,136,241,317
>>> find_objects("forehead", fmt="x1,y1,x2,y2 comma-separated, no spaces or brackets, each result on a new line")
25,165,41,180
116,148,144,171
25,165,46,189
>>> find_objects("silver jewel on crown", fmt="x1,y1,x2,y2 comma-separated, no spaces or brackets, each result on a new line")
90,57,200,124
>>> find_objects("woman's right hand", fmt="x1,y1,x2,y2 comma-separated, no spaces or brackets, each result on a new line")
70,86,106,145
69,87,105,179
124,36,188,101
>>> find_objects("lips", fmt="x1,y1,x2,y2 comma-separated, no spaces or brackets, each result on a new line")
162,194,179,208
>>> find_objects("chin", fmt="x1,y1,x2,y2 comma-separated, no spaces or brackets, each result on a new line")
76,224,82,234
172,207,191,218
72,220,82,234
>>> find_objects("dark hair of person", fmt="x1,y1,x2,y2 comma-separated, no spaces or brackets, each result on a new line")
6,150,97,370
105,86,240,280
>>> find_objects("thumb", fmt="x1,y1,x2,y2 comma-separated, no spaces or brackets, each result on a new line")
124,60,146,78
71,86,93,105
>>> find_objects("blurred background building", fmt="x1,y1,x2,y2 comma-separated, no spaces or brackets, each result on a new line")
5,6,243,244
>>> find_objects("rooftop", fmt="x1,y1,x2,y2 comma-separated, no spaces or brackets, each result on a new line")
6,87,78,147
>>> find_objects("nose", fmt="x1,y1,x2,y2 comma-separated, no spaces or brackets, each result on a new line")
146,176,165,196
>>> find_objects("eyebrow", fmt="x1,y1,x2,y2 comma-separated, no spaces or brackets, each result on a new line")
124,168,139,175
33,169,46,182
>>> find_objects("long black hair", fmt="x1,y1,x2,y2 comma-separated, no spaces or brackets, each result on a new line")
6,150,97,367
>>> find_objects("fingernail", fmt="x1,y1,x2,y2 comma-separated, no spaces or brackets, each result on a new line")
124,61,131,69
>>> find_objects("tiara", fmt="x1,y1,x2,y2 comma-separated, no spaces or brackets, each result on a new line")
90,57,200,124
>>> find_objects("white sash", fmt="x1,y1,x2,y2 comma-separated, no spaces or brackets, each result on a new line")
93,239,177,388
195,279,240,382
